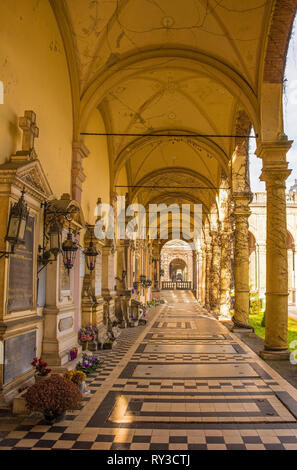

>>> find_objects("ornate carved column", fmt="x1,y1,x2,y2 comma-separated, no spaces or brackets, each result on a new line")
192,251,198,297
204,241,212,310
101,240,116,334
71,142,89,335
115,239,130,327
219,229,232,320
232,193,253,330
199,247,206,304
257,141,292,359
209,230,221,316
81,228,104,329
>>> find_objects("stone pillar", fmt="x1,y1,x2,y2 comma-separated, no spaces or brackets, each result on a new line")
219,230,232,320
81,231,104,329
101,241,116,334
257,142,292,359
192,251,196,294
204,242,211,310
198,249,205,303
115,240,130,326
232,193,253,330
209,230,221,316
71,142,89,334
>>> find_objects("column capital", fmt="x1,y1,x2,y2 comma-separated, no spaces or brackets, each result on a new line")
256,139,292,161
233,192,252,218
260,164,292,187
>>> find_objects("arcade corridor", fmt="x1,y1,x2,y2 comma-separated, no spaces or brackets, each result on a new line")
1,292,297,451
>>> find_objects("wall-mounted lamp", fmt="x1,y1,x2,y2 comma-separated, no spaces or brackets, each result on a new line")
0,188,29,260
62,225,78,274
38,200,79,274
83,225,99,272
133,275,152,290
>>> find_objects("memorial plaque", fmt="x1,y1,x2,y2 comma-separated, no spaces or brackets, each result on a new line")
58,316,73,332
4,331,36,384
95,253,102,296
7,216,34,313
59,254,70,292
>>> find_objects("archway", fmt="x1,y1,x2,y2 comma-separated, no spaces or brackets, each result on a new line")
161,239,193,289
169,258,187,282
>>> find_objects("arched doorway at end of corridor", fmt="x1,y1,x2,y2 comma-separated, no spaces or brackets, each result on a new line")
161,240,194,291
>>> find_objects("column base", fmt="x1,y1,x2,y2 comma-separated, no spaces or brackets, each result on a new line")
259,348,290,361
231,317,254,332
218,314,232,321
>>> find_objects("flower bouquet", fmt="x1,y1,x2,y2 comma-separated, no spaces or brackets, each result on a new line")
64,369,86,385
75,353,103,376
25,375,82,425
78,327,95,350
31,357,51,382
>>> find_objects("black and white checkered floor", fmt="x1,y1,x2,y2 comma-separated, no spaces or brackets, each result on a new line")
2,291,297,450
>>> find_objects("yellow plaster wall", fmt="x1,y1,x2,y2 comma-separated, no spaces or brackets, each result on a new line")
82,109,110,224
0,0,73,197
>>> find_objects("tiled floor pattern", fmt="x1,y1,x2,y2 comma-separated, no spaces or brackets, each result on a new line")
2,292,297,450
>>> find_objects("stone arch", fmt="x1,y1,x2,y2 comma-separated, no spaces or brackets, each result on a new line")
287,230,295,250
114,133,230,185
161,240,193,283
263,0,297,84
249,231,257,255
79,49,260,135
169,258,187,282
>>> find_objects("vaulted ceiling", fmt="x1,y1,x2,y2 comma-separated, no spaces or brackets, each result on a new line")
52,0,281,231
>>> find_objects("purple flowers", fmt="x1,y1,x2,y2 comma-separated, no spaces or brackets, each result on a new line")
76,353,103,376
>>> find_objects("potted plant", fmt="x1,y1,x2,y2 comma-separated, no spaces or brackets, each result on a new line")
31,357,51,383
78,327,94,351
64,370,87,393
103,339,113,350
25,375,82,425
75,354,103,376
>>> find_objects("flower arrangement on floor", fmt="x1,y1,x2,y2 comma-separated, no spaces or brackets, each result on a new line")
78,326,95,343
75,353,103,376
31,357,51,379
25,375,82,425
78,324,100,350
64,369,86,385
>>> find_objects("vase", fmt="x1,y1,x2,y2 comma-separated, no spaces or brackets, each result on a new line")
43,411,66,425
35,375,48,384
82,342,88,351
103,342,112,350
78,381,87,394
88,341,97,352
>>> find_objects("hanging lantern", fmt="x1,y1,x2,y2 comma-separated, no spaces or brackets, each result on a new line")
5,188,29,250
84,240,98,272
49,221,62,260
62,227,78,274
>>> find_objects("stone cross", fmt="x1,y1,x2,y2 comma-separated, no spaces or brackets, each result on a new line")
18,110,39,159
